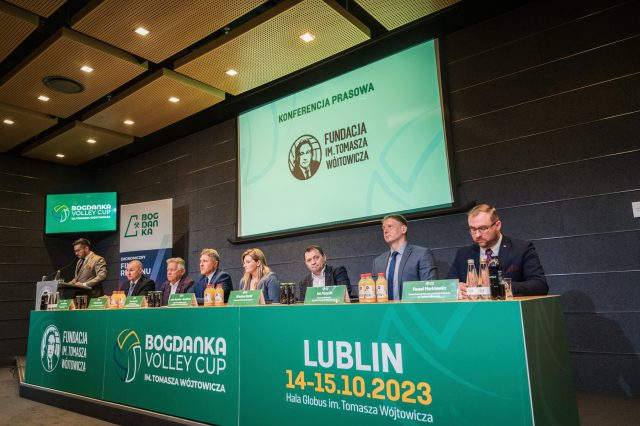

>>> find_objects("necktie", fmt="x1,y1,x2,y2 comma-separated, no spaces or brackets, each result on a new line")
305,168,310,179
387,251,399,300
486,248,493,264
76,258,85,273
128,281,135,296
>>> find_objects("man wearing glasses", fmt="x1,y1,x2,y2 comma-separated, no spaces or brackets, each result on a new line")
448,203,548,298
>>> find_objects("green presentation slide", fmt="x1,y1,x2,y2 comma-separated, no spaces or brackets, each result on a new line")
238,39,453,238
45,192,117,234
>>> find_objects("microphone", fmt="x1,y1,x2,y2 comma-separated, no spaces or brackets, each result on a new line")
42,258,78,282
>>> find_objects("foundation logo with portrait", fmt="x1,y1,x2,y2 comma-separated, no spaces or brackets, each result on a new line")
289,135,322,180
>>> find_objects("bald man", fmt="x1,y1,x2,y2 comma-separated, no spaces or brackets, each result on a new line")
118,260,156,297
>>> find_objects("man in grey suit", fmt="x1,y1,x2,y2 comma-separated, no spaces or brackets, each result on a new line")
69,238,107,298
372,214,437,300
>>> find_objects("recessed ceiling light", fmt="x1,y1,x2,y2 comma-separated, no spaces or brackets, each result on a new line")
3,119,14,125
168,97,180,103
56,154,65,158
38,95,50,102
225,69,238,76
300,32,316,42
124,120,135,125
135,27,149,36
87,138,97,144
80,65,94,73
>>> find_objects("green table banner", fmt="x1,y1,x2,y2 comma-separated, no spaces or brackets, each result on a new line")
402,280,459,301
26,310,107,398
25,297,579,425
304,285,350,305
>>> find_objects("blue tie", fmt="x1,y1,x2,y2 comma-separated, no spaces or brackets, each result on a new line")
387,251,398,300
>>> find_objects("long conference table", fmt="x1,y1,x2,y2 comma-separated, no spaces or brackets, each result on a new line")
24,296,579,425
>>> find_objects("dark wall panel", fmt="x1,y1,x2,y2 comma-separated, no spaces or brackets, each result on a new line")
442,0,640,396
0,156,88,356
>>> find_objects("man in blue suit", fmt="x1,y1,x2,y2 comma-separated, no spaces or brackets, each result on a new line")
447,203,548,298
372,214,437,300
190,248,232,304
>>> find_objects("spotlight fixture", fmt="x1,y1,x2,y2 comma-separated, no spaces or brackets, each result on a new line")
135,27,150,36
300,32,316,42
123,120,135,125
168,97,180,103
3,119,14,125
38,95,50,102
87,138,97,144
81,66,94,73
225,69,238,76
56,154,65,158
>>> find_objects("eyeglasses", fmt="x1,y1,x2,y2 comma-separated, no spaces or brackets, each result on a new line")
468,221,497,235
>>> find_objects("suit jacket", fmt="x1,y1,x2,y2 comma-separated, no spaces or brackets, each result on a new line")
292,160,320,180
446,235,548,296
190,269,232,304
239,272,279,303
160,275,195,306
70,251,107,298
372,244,437,299
296,264,351,301
119,275,156,297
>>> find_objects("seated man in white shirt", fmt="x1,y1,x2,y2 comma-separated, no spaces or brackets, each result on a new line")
159,257,194,305
295,245,351,300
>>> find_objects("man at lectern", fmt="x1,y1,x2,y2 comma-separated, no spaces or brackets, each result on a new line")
69,238,107,298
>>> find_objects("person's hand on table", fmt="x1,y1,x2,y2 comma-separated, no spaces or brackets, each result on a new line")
457,282,468,300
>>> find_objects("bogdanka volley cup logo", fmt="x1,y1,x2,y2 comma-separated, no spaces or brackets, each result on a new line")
51,204,70,223
41,325,61,372
114,329,142,383
288,135,322,181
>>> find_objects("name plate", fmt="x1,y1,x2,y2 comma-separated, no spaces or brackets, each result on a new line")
124,296,148,309
55,299,75,310
402,279,459,302
88,298,109,310
168,293,197,307
304,285,350,305
227,290,265,306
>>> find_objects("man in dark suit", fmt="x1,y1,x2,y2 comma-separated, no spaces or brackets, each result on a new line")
296,245,351,300
119,260,155,297
189,248,232,304
372,214,437,300
447,203,548,297
292,139,320,180
160,257,194,306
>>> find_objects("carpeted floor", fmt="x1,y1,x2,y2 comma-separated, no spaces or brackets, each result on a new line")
1,366,638,425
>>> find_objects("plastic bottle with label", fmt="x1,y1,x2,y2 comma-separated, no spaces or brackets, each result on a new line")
204,283,215,306
358,274,367,303
375,273,388,303
214,283,225,306
364,273,377,303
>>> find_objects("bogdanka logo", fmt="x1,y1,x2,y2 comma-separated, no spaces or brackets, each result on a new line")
124,212,160,237
288,135,322,181
41,325,61,372
51,204,70,223
114,329,142,383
